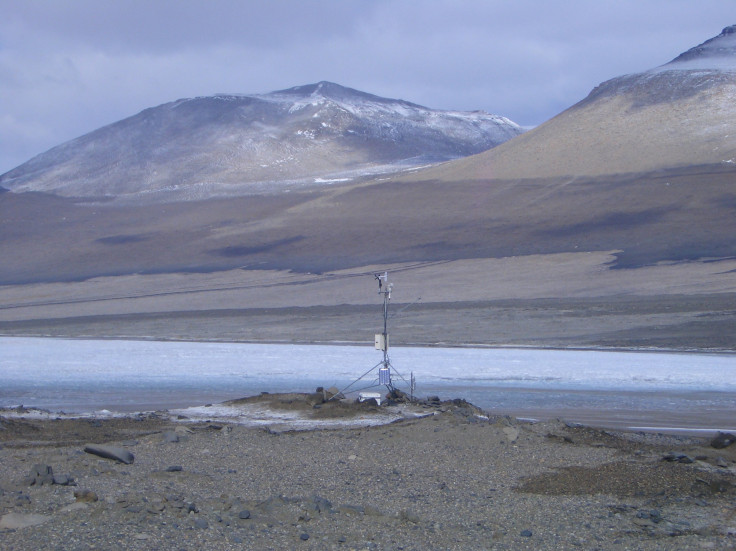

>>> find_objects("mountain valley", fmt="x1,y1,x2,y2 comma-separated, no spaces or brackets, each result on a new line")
1,28,735,350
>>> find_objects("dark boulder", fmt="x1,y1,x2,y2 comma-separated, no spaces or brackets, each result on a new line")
711,432,736,449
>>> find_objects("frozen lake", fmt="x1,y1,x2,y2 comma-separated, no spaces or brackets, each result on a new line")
1,337,735,432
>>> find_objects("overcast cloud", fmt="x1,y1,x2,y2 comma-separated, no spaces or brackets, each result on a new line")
1,0,733,174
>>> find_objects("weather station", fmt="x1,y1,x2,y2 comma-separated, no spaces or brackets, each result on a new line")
335,271,416,404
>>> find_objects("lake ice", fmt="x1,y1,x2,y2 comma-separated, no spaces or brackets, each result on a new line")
1,337,734,432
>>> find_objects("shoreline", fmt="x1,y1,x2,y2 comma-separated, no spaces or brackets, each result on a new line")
3,389,736,438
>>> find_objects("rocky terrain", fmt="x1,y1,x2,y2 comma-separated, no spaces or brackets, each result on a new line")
0,395,735,550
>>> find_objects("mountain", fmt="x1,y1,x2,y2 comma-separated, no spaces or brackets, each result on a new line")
429,25,736,181
0,81,522,201
2,28,736,350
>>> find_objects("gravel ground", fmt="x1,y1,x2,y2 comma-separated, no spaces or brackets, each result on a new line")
1,396,735,550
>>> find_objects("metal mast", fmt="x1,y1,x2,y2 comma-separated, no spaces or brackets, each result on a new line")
375,271,394,391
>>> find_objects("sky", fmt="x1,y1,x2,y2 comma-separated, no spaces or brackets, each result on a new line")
1,0,734,174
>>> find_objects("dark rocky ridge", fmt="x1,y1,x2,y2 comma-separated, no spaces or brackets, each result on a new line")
669,24,736,63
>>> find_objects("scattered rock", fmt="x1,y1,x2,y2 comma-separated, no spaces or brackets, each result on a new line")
310,495,333,514
53,474,73,486
238,509,251,519
324,386,343,400
662,452,695,464
83,444,134,464
299,533,310,541
711,432,736,449
386,388,410,403
306,392,325,407
398,509,421,524
27,464,54,486
193,518,209,530
24,464,74,487
162,431,179,443
74,489,99,503
637,509,662,524
503,427,520,443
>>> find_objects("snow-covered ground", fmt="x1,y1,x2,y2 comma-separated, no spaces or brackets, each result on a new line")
1,337,734,431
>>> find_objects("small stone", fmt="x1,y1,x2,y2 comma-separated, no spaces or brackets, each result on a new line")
83,444,134,464
299,533,310,541
165,465,183,472
162,431,179,443
520,529,533,537
711,432,736,449
398,509,420,524
502,427,519,443
238,509,251,519
194,518,209,530
53,474,72,486
311,495,332,513
662,452,694,463
74,489,99,503
31,464,52,478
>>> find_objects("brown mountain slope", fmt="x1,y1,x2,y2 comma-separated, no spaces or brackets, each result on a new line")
422,26,736,180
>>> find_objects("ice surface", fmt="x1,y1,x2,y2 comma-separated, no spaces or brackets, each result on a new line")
1,337,734,429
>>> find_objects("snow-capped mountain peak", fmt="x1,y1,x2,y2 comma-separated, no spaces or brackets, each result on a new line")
262,81,516,127
0,82,522,201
